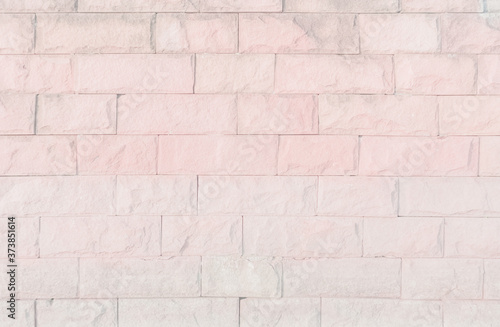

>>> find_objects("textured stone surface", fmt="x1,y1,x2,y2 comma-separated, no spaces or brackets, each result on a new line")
478,55,500,94
359,136,479,176
283,258,401,297
237,94,318,134
0,14,34,53
244,216,362,257
443,301,500,326
198,176,317,215
489,0,500,11
402,0,482,12
0,0,75,12
202,256,282,297
119,298,239,327
240,298,320,327
485,260,500,299
319,94,438,136
395,54,477,95
0,136,76,175
275,55,393,93
364,218,443,257
77,135,157,174
0,94,35,134
158,135,277,175
75,54,193,93
37,94,116,134
40,216,161,257
162,215,242,255
443,14,500,53
360,14,439,53
118,94,236,134
0,301,34,326
445,218,500,258
36,14,153,53
78,0,199,12
0,55,73,93
322,299,443,327
117,175,197,215
157,14,237,53
402,259,483,299
439,96,500,135
318,177,398,216
0,176,116,216
199,0,282,12
284,0,399,12
0,217,38,259
195,54,274,93
240,14,358,53
480,137,500,176
37,300,117,327
400,177,500,217
278,135,358,175
80,257,200,298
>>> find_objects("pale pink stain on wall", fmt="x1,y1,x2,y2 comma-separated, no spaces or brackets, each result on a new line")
1,0,500,326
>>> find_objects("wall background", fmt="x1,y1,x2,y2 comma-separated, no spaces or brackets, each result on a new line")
1,0,500,325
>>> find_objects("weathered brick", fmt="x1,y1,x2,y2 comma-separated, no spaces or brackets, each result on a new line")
0,94,35,134
0,14,33,53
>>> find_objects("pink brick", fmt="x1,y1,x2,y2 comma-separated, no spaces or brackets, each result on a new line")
162,216,242,256
158,135,277,175
240,298,320,327
364,218,443,257
78,0,198,12
0,136,76,175
360,14,439,53
119,298,239,327
244,216,362,257
445,218,500,258
117,175,197,215
283,258,401,297
275,55,393,94
284,0,399,12
443,14,500,53
403,0,482,12
480,137,500,176
75,54,193,93
36,14,153,53
0,176,116,216
0,301,34,327
37,300,117,327
77,135,157,175
199,0,282,12
0,14,33,53
0,0,76,12
239,14,358,54
444,301,500,326
80,257,200,298
37,94,116,134
198,176,317,215
322,299,442,327
118,94,236,134
0,55,73,93
278,135,358,175
359,136,479,176
156,13,237,53
395,55,477,95
439,96,500,135
402,259,483,299
0,94,35,134
0,259,79,298
485,260,500,299
40,216,161,257
202,256,282,297
195,54,274,93
479,55,500,94
318,177,398,216
0,217,38,258
319,95,438,136
489,0,500,12
237,94,318,134
400,177,500,217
